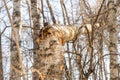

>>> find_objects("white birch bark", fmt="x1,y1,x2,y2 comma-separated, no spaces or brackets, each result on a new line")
108,0,119,79
30,0,42,80
10,0,25,80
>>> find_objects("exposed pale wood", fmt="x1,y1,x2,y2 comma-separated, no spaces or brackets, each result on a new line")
36,26,78,45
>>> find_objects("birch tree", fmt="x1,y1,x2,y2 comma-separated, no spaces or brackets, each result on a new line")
107,0,119,79
46,0,56,24
5,0,25,80
1,0,120,80
30,0,42,80
0,30,3,80
60,0,70,25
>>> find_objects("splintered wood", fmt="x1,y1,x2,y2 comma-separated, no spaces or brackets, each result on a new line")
36,26,78,45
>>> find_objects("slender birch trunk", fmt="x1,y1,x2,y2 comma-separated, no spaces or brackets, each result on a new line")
8,0,26,80
41,0,45,24
107,0,119,79
46,0,56,24
30,0,42,80
60,0,66,25
0,30,3,80
61,0,70,25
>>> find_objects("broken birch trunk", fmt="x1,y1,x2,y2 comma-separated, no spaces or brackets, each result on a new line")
35,25,78,80
35,23,94,80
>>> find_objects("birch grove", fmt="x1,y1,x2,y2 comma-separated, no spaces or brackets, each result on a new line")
0,0,120,80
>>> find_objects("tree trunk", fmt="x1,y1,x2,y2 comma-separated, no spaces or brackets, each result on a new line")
0,30,3,80
46,0,56,24
107,0,119,79
61,0,70,25
41,0,45,25
60,0,66,25
35,26,78,80
10,0,25,80
30,0,42,80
